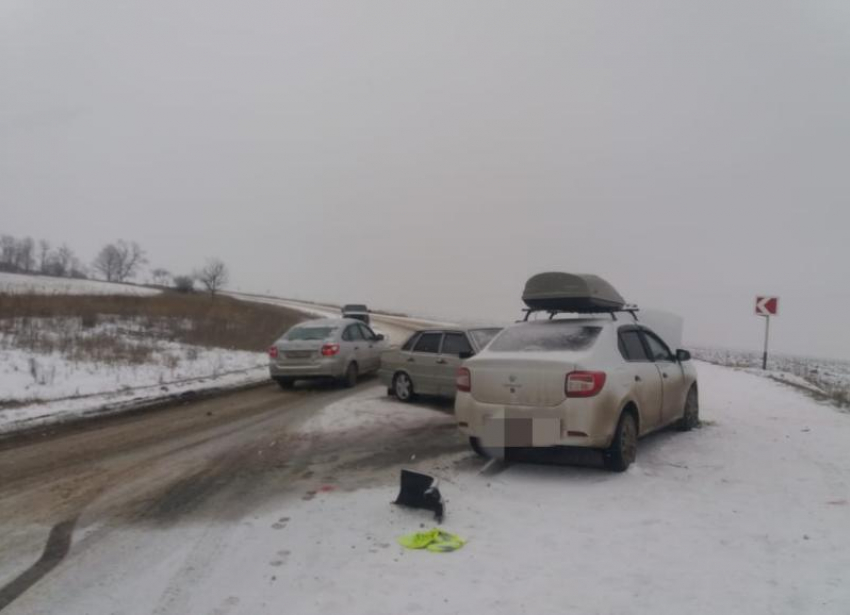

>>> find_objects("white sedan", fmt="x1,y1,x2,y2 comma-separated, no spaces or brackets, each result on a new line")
454,317,699,471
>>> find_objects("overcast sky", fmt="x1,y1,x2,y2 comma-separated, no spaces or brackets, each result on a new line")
2,0,849,359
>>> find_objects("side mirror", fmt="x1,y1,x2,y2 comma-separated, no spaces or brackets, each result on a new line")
676,349,691,362
459,351,474,360
376,334,385,341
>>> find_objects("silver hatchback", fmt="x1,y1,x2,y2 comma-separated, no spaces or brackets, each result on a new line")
269,318,387,388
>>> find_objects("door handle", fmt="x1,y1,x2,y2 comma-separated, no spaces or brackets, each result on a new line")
354,346,360,350
436,359,447,365
407,357,415,363
662,372,668,378
634,375,641,382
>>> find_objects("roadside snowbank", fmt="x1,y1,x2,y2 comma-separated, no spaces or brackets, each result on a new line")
0,272,160,296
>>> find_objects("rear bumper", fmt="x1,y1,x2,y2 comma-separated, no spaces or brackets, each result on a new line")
454,392,617,449
269,359,344,380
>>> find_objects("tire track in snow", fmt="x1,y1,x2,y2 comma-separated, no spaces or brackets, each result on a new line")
0,516,77,611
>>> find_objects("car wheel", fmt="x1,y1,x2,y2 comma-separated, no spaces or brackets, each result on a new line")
604,412,638,472
276,378,295,390
343,363,358,388
469,437,489,458
393,372,414,402
677,386,699,431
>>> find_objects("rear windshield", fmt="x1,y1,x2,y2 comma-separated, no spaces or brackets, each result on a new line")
488,323,602,352
469,328,502,349
284,326,338,341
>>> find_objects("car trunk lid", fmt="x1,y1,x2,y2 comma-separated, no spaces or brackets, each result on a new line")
275,340,326,365
469,353,575,407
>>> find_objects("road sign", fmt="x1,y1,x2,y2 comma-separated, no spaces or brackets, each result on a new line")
755,296,779,316
755,296,779,369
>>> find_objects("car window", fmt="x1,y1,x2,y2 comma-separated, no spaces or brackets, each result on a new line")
469,328,502,349
642,331,674,362
413,332,442,353
402,333,419,351
441,332,473,356
358,324,377,341
619,330,650,361
285,326,338,341
488,323,602,352
342,325,364,341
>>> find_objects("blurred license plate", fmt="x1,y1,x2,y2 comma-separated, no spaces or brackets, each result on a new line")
285,351,312,359
482,418,559,447
482,418,532,447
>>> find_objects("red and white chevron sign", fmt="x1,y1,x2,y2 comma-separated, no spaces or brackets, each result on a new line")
755,296,779,316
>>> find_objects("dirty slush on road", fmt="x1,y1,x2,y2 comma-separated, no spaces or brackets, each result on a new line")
0,381,469,528
0,379,472,609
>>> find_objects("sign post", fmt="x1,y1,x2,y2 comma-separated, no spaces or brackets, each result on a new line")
755,296,779,370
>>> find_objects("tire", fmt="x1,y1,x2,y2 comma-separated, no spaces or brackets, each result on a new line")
677,386,699,431
469,437,489,458
343,363,358,388
276,378,295,390
604,412,638,472
393,372,415,402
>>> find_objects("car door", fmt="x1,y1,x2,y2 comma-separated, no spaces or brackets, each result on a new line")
641,329,687,426
357,324,381,372
435,332,475,396
341,323,366,370
407,332,443,395
618,327,664,433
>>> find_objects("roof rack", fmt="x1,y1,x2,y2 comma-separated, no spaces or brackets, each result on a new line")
520,304,640,323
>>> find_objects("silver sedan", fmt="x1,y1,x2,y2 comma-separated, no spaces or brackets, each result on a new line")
269,318,387,388
379,327,502,401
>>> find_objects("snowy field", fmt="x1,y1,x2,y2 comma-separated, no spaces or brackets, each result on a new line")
0,271,160,296
693,347,850,406
0,338,267,434
15,361,850,615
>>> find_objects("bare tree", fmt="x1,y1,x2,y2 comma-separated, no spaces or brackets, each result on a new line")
151,268,171,286
92,240,147,282
38,239,51,273
92,244,121,281
51,244,77,277
15,237,35,272
0,235,16,270
173,275,195,293
196,258,229,298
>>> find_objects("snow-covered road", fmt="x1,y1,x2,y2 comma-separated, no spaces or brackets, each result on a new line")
3,361,849,614
226,293,435,347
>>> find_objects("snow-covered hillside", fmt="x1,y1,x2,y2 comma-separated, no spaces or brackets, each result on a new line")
0,271,160,296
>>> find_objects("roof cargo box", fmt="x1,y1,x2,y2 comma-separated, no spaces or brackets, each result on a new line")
522,272,625,313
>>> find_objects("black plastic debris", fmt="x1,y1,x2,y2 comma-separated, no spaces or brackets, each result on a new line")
393,470,444,523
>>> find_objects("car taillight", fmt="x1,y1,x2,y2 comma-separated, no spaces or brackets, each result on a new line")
321,344,340,356
565,371,606,397
456,367,471,392
268,346,278,359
